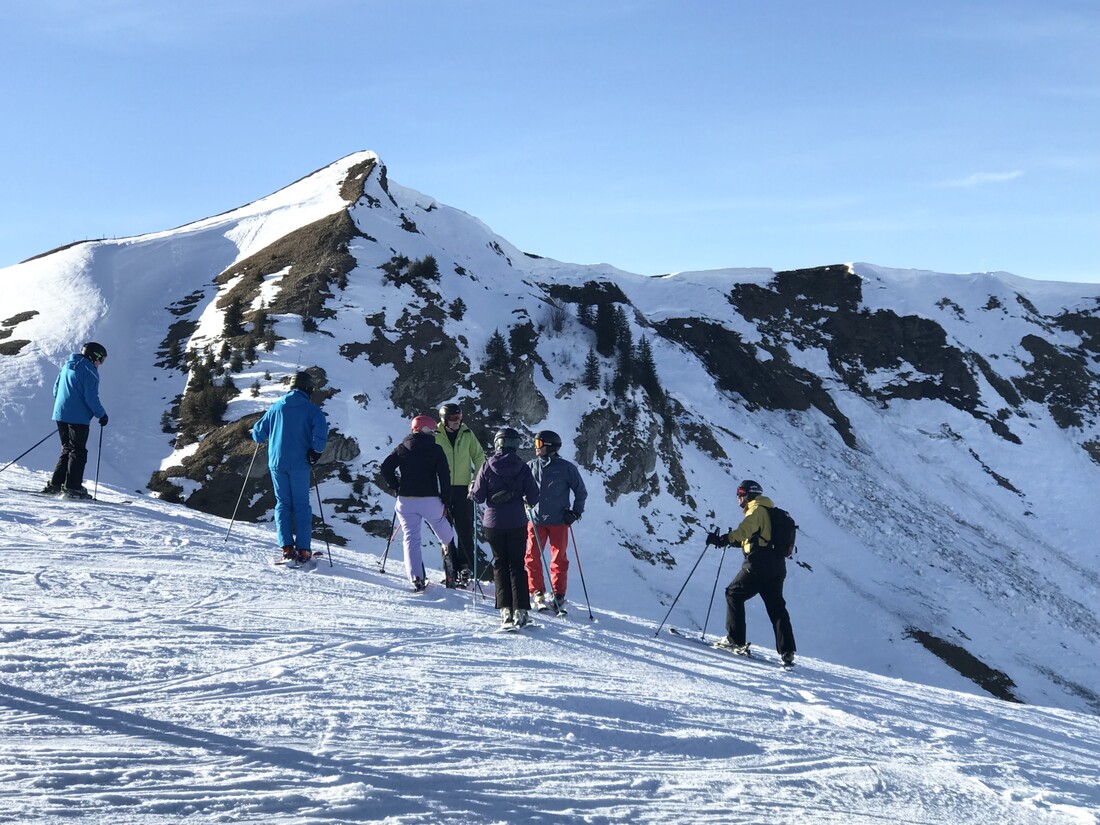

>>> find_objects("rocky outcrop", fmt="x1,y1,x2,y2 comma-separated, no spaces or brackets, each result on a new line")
653,316,857,448
1014,334,1100,429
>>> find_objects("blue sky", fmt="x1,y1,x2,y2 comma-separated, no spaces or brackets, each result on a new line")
1,1,1097,282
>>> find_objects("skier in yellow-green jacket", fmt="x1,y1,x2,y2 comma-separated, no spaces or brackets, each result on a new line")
435,402,487,583
706,479,797,667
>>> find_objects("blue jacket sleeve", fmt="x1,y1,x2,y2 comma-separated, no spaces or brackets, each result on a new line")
82,369,106,420
252,410,271,444
310,406,328,452
521,464,540,507
569,463,588,516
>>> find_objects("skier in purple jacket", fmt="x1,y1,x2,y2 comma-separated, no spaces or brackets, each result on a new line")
470,428,539,629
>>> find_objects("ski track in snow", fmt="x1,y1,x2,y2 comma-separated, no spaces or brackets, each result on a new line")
1,469,1098,824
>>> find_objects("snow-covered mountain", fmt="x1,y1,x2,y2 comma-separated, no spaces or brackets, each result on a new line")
2,151,1098,717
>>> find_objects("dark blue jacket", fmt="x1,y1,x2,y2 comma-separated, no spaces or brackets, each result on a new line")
251,390,328,470
528,455,587,525
470,450,539,530
380,433,449,497
52,353,106,424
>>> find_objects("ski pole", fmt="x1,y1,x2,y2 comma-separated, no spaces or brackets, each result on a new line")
793,541,813,572
471,502,479,585
0,429,56,475
224,442,261,542
473,501,489,582
448,501,487,601
92,425,104,501
567,524,595,622
654,541,711,637
700,545,727,643
466,503,490,601
311,467,333,567
380,510,398,572
424,519,456,588
526,507,560,617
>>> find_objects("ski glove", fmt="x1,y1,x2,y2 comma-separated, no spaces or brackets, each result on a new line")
307,449,322,465
563,508,579,525
706,530,730,548
99,414,109,427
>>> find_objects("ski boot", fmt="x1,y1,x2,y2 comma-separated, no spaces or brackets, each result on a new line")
714,637,752,657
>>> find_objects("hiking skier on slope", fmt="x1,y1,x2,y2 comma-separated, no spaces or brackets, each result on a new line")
525,430,587,613
381,415,456,592
469,428,539,629
434,402,487,585
706,479,797,666
44,342,109,499
251,371,329,563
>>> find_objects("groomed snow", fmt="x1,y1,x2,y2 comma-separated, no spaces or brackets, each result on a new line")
1,467,1097,824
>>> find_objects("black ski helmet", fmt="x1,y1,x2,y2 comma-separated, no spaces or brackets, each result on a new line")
534,430,562,456
81,342,107,363
292,371,315,394
737,479,763,502
438,402,461,421
493,427,523,452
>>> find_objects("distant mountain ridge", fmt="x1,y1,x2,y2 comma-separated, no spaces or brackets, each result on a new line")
2,151,1098,713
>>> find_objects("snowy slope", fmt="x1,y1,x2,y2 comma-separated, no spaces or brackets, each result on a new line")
1,467,1097,825
1,151,1098,717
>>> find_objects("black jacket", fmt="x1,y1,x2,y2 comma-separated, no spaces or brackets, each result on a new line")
381,433,449,497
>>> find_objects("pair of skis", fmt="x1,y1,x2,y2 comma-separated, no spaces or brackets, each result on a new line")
497,618,539,633
535,600,568,618
15,488,132,505
274,551,324,568
666,627,794,668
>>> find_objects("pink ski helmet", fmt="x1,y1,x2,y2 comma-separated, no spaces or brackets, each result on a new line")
411,415,437,434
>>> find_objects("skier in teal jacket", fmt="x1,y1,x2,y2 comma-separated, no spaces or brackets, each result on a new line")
252,371,328,562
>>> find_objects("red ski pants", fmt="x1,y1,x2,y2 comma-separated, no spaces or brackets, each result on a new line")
525,523,569,597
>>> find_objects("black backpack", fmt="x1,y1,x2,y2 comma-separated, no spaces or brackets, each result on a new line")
484,465,518,505
766,506,798,558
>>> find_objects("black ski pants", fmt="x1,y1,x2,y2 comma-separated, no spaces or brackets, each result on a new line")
50,422,90,491
444,485,476,571
725,551,796,656
483,526,530,612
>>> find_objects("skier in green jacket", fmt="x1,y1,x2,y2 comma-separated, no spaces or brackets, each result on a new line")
706,479,796,666
434,402,487,584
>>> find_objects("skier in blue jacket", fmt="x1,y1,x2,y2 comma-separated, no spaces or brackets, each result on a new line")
45,342,109,498
251,371,328,562
525,430,587,612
